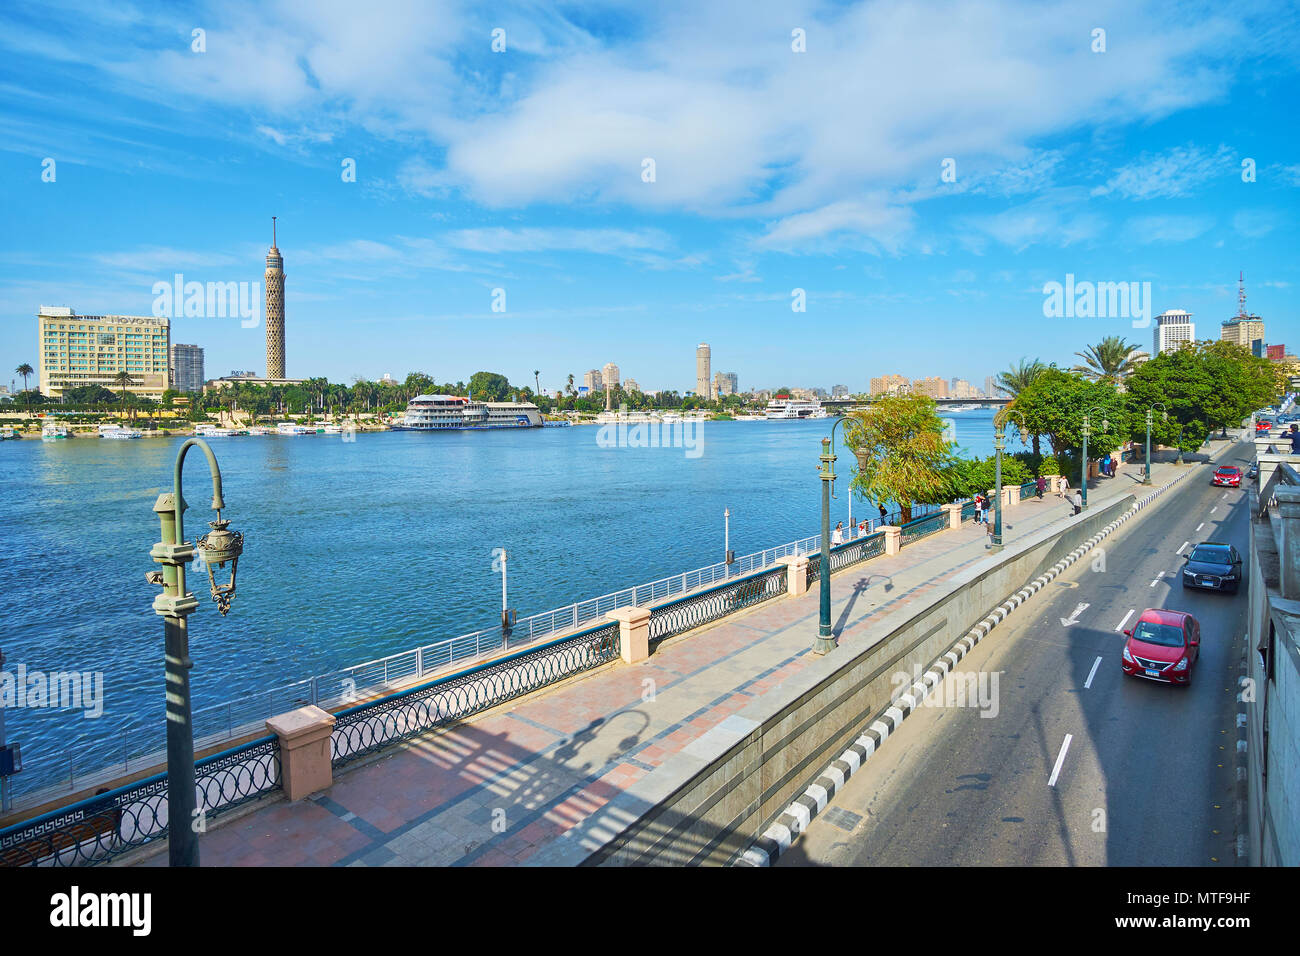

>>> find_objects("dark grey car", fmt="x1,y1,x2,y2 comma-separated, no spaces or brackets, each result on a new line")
1181,542,1243,593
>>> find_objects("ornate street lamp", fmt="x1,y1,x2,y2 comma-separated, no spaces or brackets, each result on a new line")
147,439,244,867
990,408,1030,551
815,417,864,655
1080,406,1110,510
1143,403,1168,485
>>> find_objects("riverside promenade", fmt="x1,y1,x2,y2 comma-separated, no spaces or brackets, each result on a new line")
131,455,1210,867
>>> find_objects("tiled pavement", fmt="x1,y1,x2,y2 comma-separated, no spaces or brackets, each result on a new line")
135,457,1202,867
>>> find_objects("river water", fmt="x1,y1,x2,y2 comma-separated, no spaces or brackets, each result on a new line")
0,408,1002,798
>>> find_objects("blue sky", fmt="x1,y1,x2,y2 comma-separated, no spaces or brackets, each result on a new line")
2,0,1298,396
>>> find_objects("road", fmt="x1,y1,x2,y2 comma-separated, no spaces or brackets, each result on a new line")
778,440,1250,867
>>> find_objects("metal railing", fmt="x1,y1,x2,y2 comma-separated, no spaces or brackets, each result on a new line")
806,531,888,587
900,510,948,544
647,566,788,645
0,736,280,867
330,621,621,769
1019,480,1040,499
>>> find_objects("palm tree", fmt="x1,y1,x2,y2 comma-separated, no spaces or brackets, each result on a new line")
112,371,135,420
1072,336,1146,384
996,358,1046,457
14,363,33,410
566,373,575,396
534,370,541,397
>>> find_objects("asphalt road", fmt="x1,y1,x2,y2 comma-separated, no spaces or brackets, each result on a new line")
779,440,1250,867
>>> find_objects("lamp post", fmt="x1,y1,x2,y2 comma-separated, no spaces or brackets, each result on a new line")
1080,406,1110,510
148,439,243,867
1143,403,1168,485
815,417,856,656
990,409,1029,552
724,508,734,567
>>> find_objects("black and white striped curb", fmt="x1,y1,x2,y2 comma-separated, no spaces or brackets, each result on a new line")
735,468,1195,867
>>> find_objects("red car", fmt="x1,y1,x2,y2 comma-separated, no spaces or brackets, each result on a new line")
1212,466,1242,487
1122,608,1200,685
1256,420,1272,432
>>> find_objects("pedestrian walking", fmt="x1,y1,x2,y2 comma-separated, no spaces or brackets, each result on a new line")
831,521,844,546
1289,424,1300,455
1035,475,1046,499
1059,476,1070,500
1071,490,1082,515
858,519,868,538
973,493,985,524
878,503,888,524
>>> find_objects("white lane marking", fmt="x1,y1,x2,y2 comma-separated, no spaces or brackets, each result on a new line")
1211,507,1218,514
1060,602,1090,627
1196,523,1205,532
1048,734,1074,787
1084,656,1102,689
1149,572,1163,587
1177,541,1190,555
1222,492,1229,500
1115,609,1134,632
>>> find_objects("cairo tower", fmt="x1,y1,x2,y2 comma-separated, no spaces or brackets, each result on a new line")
264,216,285,379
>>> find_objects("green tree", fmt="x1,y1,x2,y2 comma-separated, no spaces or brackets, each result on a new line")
995,357,1047,455
1072,336,1146,384
843,394,951,523
112,371,135,419
15,362,34,409
1009,367,1128,464
467,371,511,402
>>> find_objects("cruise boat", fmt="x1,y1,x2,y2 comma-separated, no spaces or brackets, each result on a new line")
194,423,238,437
0,427,19,441
246,426,272,436
98,424,142,439
393,394,543,431
41,422,69,441
765,399,828,420
275,422,316,436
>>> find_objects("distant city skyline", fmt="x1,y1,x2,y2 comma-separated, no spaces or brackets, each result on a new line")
2,3,1296,394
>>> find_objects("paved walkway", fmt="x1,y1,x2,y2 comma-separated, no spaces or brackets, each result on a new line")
132,452,1219,867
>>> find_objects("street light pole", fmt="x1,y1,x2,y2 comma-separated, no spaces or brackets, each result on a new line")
1080,406,1110,511
148,439,243,868
991,424,1005,551
815,435,837,655
1144,403,1167,485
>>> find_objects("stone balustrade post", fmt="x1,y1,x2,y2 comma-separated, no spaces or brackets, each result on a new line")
1274,487,1300,600
880,525,902,555
607,606,652,663
941,503,962,530
777,554,809,596
1006,485,1021,507
265,705,336,802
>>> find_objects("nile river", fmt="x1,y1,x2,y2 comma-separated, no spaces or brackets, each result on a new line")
0,409,1003,798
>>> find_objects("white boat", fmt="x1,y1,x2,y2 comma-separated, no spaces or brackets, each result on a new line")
275,422,316,435
765,399,828,420
322,424,343,434
41,422,69,441
0,427,19,441
194,424,237,437
246,426,272,436
98,424,142,439
393,394,543,431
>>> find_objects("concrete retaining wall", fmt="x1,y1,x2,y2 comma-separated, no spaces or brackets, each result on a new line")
533,494,1137,867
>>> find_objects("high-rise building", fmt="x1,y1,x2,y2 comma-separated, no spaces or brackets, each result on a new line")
1153,309,1195,355
1268,344,1286,362
265,217,285,379
912,376,949,399
713,371,739,397
985,375,998,398
170,343,204,393
1221,272,1264,349
950,378,976,399
37,306,171,399
602,362,620,388
623,378,640,394
831,384,849,398
870,374,908,395
696,343,711,398
583,369,603,392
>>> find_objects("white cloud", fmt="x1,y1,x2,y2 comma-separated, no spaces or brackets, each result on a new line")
444,227,670,254
1091,145,1236,199
1124,214,1215,242
1233,209,1279,238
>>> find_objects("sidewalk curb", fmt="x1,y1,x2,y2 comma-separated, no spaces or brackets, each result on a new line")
1234,636,1250,864
734,465,1200,867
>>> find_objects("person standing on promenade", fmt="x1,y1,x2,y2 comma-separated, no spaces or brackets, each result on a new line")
858,519,868,538
1060,475,1070,500
973,492,985,524
1289,424,1300,454
878,502,888,525
1036,475,1046,499
1071,489,1082,515
832,521,844,546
